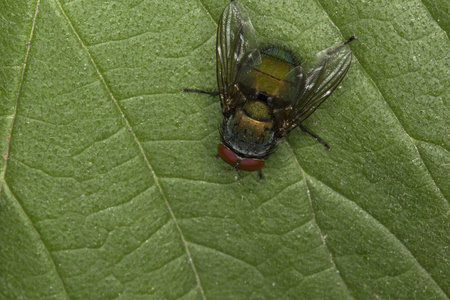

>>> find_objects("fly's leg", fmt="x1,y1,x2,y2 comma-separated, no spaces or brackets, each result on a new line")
183,88,220,96
258,169,263,181
326,35,356,55
343,35,356,45
299,124,330,150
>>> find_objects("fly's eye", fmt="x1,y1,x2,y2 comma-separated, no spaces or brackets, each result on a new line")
217,144,265,171
217,144,238,166
239,158,265,171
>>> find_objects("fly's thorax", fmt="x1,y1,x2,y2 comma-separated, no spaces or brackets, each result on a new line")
221,104,277,159
243,100,272,121
232,105,273,144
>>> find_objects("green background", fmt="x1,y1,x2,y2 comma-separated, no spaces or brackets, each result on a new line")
0,0,448,299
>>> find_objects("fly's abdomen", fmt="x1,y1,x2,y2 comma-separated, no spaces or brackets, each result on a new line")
241,48,297,99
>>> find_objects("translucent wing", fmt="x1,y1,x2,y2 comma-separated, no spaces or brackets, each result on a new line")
216,1,260,114
276,38,353,135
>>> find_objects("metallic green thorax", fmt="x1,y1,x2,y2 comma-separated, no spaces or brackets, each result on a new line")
221,48,296,158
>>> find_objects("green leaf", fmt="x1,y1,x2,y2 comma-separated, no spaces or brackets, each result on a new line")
1,0,448,299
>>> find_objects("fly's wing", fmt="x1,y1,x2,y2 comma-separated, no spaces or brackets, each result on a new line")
217,1,260,114
276,39,353,135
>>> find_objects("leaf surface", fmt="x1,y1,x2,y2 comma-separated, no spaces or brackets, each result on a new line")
0,0,448,299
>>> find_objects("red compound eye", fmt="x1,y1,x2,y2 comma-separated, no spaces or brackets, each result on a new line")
217,144,238,166
238,157,265,171
217,144,265,171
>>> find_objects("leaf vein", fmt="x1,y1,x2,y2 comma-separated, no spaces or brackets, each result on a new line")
54,1,206,298
284,139,353,298
308,174,447,296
